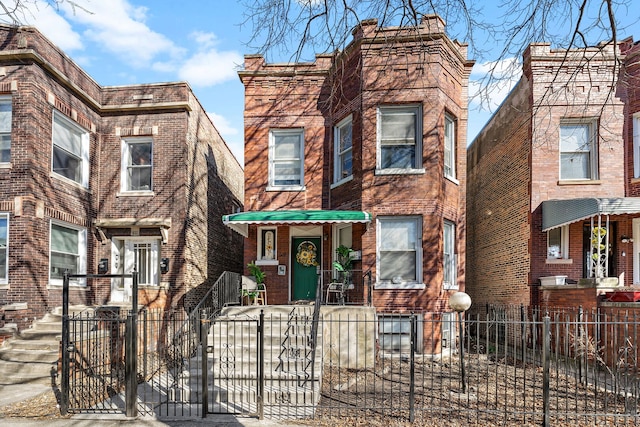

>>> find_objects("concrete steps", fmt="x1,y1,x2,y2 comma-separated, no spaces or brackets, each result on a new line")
0,305,92,385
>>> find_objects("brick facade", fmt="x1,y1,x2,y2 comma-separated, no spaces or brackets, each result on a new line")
0,25,244,331
237,16,473,322
467,40,640,308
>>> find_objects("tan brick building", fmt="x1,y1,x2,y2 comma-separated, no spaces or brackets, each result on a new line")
225,16,473,351
0,25,244,330
467,40,640,308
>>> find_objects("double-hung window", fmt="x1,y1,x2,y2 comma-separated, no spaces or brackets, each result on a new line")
444,114,456,180
0,214,7,284
377,216,421,287
559,120,598,180
52,112,90,187
121,138,153,192
334,116,353,183
0,96,11,163
377,105,422,171
269,129,304,189
443,220,457,289
547,226,569,260
50,222,86,286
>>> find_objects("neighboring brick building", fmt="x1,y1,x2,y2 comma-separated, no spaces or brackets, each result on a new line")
0,25,244,330
466,40,640,308
225,16,473,351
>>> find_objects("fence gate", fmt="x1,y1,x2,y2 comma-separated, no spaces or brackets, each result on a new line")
204,314,263,417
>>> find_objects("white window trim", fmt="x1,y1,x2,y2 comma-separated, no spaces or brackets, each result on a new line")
559,119,598,181
49,220,87,287
634,114,640,179
375,216,424,290
256,227,278,265
0,213,8,286
376,104,423,173
51,111,90,188
120,137,154,194
444,114,456,181
546,225,570,262
443,220,458,290
0,95,11,165
267,128,305,191
333,115,353,185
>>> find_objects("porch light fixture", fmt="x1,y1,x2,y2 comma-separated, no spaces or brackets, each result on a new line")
621,235,633,243
449,291,472,394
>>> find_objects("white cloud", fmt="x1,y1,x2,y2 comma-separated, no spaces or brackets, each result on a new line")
208,112,239,137
178,31,243,87
208,112,243,163
58,0,183,67
469,57,521,112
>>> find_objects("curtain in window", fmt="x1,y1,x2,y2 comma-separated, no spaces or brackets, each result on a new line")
379,219,417,282
50,224,79,278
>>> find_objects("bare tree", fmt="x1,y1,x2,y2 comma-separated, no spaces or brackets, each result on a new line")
239,0,636,110
0,0,89,26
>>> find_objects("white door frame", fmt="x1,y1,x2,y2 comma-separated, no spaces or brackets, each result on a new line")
110,237,159,303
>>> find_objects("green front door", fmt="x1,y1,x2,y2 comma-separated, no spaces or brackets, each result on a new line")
292,237,321,300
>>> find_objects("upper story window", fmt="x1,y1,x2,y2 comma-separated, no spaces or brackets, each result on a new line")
634,114,640,178
0,96,11,164
377,105,422,172
559,120,598,180
444,114,456,180
443,220,457,289
52,112,90,187
334,115,353,184
0,213,8,284
547,225,569,260
269,129,304,190
49,221,86,286
377,216,422,288
121,137,153,192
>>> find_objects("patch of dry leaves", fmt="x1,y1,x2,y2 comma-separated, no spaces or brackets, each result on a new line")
0,389,70,420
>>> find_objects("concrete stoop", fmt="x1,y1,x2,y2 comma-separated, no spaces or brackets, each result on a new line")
208,305,323,417
0,305,93,385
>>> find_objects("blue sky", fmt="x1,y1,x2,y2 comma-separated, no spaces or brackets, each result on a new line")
11,0,640,164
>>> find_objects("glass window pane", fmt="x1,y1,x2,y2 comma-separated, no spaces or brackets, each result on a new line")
340,150,352,178
0,217,6,247
0,101,11,133
560,125,590,151
51,224,79,254
50,251,78,278
560,152,590,179
53,146,82,182
381,111,416,141
128,167,152,190
339,122,352,152
548,228,562,258
381,145,415,169
0,134,10,162
129,142,152,166
380,251,416,281
53,115,83,156
274,134,301,158
380,220,416,250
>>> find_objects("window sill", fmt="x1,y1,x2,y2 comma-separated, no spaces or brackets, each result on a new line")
375,168,425,176
375,282,426,290
557,179,601,185
0,283,8,290
117,190,155,197
330,175,353,189
445,175,460,185
546,258,573,264
51,173,90,191
631,177,640,185
48,283,87,290
444,285,459,290
255,260,278,266
266,185,306,192
0,162,10,169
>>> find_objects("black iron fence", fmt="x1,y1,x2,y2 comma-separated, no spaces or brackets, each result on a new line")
61,299,640,425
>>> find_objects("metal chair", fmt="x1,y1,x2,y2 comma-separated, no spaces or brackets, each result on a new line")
325,282,346,305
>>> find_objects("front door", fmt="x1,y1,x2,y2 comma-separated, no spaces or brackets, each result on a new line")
111,238,159,302
292,237,321,300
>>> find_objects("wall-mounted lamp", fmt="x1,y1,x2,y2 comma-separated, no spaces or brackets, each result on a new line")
621,235,634,244
160,258,170,274
98,258,108,274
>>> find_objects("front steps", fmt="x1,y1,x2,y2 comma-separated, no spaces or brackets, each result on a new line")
207,305,323,418
0,305,93,386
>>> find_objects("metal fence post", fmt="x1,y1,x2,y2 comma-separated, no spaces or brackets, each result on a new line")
201,311,210,418
542,315,550,427
258,310,264,420
60,270,70,415
409,314,416,423
125,313,137,418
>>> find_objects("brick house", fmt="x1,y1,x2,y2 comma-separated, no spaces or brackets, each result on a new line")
0,25,244,331
466,40,640,308
225,16,473,351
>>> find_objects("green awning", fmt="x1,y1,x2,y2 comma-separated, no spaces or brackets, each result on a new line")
223,210,372,237
542,198,640,231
